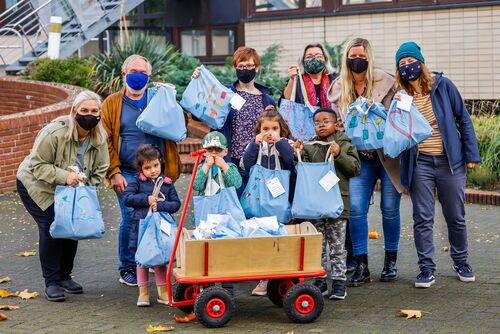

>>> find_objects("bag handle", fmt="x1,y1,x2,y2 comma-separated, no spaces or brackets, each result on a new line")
298,140,336,165
257,143,282,170
204,165,225,195
296,68,314,110
147,177,166,216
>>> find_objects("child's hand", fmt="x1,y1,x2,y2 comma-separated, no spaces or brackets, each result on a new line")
205,155,215,166
255,132,266,144
330,141,341,157
293,140,303,155
151,202,157,212
214,156,229,172
265,133,278,143
148,196,157,206
191,67,201,79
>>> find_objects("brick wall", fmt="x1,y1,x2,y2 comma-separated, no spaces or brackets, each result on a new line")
0,77,81,193
244,5,500,100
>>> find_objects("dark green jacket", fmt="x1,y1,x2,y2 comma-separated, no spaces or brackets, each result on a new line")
302,132,360,219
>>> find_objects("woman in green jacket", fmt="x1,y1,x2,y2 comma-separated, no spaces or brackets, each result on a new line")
16,90,109,302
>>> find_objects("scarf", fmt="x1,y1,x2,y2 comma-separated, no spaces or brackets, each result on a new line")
302,73,331,107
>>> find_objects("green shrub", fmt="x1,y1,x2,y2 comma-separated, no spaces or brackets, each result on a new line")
25,55,94,88
324,39,348,72
467,164,497,190
162,52,200,100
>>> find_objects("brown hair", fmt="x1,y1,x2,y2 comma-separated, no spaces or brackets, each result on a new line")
253,105,292,139
395,61,434,96
232,47,261,68
134,144,163,171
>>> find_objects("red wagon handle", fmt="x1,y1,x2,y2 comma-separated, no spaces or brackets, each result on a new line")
166,148,206,305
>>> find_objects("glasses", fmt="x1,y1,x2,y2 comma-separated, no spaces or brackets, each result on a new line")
206,147,223,153
304,54,325,61
235,64,256,70
314,119,335,127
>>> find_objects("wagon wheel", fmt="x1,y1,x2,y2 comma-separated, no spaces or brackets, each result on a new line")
173,283,200,314
283,283,324,323
267,278,298,307
194,286,235,328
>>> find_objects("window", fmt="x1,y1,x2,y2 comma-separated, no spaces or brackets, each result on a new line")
342,0,391,4
306,0,322,7
212,29,236,56
255,0,299,11
181,29,206,57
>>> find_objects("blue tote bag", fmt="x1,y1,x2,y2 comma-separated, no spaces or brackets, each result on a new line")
50,185,105,240
135,212,177,268
279,69,317,141
240,145,291,224
136,85,187,142
180,65,235,129
292,149,344,219
193,168,246,227
383,91,433,158
345,98,387,151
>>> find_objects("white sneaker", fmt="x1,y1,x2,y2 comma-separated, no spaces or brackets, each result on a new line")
251,280,268,296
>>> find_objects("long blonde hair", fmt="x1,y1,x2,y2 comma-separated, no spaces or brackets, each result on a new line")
56,90,107,146
395,61,434,96
338,38,375,114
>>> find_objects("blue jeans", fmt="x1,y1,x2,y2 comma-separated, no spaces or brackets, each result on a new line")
410,154,468,271
117,170,137,273
349,157,401,255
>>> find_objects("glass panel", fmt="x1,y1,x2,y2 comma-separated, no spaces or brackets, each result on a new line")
255,0,299,12
342,0,391,4
306,0,321,7
181,30,206,57
211,29,236,56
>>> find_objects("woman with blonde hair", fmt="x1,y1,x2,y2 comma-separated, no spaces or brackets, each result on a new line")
395,42,480,288
17,90,109,301
282,42,338,107
328,38,403,287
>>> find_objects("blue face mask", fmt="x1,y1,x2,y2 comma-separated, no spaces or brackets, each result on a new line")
125,72,149,90
399,61,422,81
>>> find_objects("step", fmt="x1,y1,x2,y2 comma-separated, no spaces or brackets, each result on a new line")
18,56,39,66
5,64,25,75
187,119,210,139
180,153,197,174
177,137,202,154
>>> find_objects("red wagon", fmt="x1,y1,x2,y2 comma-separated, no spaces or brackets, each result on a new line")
165,149,326,328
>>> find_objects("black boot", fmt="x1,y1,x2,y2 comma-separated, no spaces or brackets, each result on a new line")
380,251,398,282
348,254,370,287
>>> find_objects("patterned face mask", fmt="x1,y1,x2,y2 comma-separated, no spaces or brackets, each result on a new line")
399,61,422,81
304,58,326,74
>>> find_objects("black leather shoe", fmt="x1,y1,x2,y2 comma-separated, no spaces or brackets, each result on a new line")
380,251,398,282
346,259,356,274
45,285,65,302
59,279,83,294
348,254,371,287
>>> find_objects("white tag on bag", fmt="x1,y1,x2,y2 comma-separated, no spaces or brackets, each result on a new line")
230,93,246,111
397,94,413,112
266,177,286,198
318,170,340,192
206,178,220,196
160,218,172,236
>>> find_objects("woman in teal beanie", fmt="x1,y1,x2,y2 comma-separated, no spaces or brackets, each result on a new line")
395,41,481,289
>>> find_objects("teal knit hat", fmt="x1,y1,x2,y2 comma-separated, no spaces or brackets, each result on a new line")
395,41,425,66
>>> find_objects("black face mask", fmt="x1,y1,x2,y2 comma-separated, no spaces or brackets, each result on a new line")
236,68,256,84
347,58,369,74
75,113,101,131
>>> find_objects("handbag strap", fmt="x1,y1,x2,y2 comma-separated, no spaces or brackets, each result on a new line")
257,143,282,170
204,165,225,195
298,140,336,165
297,68,314,110
147,177,166,216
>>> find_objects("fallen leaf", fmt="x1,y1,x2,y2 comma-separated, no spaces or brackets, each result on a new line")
0,277,11,284
16,250,37,257
0,290,17,298
441,246,449,252
0,313,6,321
398,309,422,319
0,305,19,310
17,289,38,300
146,325,175,332
368,228,381,239
174,312,196,323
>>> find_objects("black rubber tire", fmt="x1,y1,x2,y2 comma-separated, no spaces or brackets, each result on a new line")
283,283,324,323
267,278,298,307
194,286,235,328
173,283,198,314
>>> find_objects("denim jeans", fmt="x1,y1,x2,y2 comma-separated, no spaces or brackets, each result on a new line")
410,154,468,271
349,157,401,255
117,170,137,273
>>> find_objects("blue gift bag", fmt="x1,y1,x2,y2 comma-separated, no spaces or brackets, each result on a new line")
383,91,433,158
345,98,387,151
50,185,105,240
193,169,246,227
212,215,242,239
240,145,291,224
135,212,177,268
136,85,187,142
279,71,317,141
292,150,344,219
180,65,235,129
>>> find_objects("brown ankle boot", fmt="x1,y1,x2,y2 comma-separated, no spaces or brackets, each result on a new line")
137,285,150,307
157,285,169,305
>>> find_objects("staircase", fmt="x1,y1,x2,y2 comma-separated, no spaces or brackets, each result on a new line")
177,120,210,173
0,0,144,74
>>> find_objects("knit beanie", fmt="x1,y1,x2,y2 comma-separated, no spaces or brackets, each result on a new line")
395,41,425,66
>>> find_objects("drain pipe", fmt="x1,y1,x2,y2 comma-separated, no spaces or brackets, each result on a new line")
47,16,61,59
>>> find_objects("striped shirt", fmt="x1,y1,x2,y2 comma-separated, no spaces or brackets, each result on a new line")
413,95,443,155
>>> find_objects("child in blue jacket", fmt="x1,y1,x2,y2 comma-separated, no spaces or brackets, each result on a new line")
123,144,181,307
